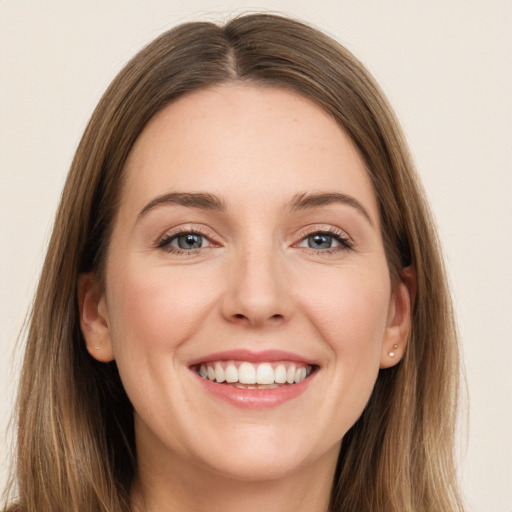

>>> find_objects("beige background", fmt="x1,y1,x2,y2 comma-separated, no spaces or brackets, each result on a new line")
1,1,511,510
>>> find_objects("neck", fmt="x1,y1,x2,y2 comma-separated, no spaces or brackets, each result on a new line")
131,443,338,512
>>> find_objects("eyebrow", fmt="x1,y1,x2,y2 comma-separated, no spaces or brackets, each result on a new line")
136,190,373,226
288,192,374,226
137,192,226,220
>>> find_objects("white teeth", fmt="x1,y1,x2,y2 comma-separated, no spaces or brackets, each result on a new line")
198,361,312,386
274,364,287,383
256,363,274,385
239,362,257,384
214,363,225,383
294,367,307,383
286,365,296,384
225,364,238,383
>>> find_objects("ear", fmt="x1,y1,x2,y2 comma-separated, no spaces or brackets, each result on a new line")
380,265,415,369
77,273,115,362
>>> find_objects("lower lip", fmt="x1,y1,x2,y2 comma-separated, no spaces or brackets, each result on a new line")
193,372,316,409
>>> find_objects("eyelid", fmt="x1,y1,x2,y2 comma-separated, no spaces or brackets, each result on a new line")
155,224,221,252
153,223,353,255
159,232,212,250
294,225,353,245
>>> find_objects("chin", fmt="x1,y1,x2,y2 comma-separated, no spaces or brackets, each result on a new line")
188,427,339,483
203,450,310,483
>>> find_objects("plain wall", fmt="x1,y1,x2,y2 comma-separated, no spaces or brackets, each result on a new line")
1,1,511,510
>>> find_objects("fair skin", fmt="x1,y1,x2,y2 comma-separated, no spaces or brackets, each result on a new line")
79,84,412,512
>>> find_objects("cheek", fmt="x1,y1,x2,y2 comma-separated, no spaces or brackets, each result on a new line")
106,264,218,356
300,267,391,432
299,265,391,364
103,262,222,430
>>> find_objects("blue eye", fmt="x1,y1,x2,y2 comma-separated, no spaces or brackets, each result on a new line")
297,231,352,252
158,232,211,252
175,233,204,249
307,234,336,249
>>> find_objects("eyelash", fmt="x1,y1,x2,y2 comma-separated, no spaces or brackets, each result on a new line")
156,227,214,255
156,227,353,255
294,227,353,254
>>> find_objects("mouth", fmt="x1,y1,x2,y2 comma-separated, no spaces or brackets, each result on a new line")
188,350,319,408
192,360,317,389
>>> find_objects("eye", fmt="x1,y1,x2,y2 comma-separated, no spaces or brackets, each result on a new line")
304,233,337,250
296,230,352,252
158,231,212,252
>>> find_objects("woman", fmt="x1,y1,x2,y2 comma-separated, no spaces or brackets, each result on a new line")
4,13,464,512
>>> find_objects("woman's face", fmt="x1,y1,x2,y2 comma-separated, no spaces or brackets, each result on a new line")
80,84,410,483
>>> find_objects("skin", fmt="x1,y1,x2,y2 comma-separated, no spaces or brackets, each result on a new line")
79,84,412,512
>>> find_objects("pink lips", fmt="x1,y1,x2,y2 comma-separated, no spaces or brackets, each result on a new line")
189,349,318,409
188,349,317,367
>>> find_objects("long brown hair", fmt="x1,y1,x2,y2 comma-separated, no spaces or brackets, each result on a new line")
4,13,464,512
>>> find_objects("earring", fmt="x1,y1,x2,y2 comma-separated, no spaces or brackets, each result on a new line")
389,344,399,357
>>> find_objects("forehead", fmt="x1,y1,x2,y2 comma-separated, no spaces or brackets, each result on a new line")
121,84,379,219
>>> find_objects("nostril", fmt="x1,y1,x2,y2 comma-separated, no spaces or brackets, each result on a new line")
231,312,284,324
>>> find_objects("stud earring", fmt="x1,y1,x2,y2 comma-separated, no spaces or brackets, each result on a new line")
389,344,399,357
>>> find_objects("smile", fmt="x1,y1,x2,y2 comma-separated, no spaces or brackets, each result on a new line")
195,361,314,388
189,350,319,408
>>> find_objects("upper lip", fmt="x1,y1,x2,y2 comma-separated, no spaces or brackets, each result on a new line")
188,349,318,367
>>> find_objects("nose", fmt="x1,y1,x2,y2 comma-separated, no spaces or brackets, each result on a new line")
221,242,291,328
